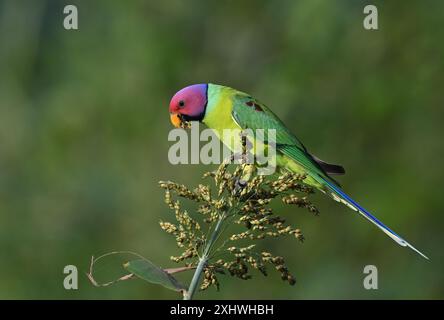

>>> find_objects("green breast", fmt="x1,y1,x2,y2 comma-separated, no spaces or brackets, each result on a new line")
202,84,241,138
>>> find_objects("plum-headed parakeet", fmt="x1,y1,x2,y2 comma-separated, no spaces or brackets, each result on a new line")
168,83,428,259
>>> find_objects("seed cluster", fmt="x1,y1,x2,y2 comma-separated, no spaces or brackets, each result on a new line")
159,161,318,291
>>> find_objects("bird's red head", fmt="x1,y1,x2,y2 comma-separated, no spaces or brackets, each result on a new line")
169,84,208,128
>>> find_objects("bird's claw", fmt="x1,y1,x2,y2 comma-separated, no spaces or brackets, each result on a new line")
233,178,247,196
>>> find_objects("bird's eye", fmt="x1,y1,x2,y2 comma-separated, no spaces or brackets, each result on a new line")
178,100,185,108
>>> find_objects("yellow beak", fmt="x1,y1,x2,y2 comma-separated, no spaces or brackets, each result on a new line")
170,113,182,128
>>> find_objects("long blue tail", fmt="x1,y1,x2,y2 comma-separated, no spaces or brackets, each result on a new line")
323,179,429,260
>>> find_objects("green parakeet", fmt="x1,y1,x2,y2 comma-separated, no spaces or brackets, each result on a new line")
169,83,428,259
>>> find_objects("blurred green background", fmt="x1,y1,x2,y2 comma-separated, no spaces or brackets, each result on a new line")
0,0,443,299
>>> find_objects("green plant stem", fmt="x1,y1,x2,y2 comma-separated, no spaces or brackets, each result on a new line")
184,214,226,300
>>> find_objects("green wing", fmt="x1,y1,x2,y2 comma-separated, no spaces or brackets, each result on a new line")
231,93,306,149
230,92,338,185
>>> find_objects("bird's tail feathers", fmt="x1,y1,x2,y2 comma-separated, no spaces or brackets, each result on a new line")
322,178,429,260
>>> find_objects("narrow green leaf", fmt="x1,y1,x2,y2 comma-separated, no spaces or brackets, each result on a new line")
124,259,186,292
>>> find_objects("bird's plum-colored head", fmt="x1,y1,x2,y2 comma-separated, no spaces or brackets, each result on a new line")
169,84,208,128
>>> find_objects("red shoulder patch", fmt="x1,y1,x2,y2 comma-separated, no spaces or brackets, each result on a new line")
253,103,263,112
245,101,263,112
